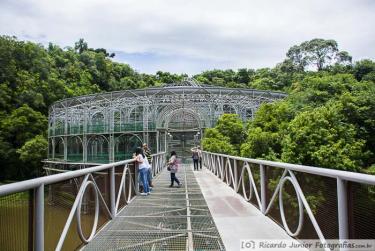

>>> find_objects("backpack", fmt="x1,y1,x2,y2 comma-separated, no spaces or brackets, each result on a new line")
192,151,199,160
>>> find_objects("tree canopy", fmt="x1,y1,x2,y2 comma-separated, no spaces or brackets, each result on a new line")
0,35,374,180
286,38,352,71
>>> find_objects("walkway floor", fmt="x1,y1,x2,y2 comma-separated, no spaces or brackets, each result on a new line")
195,168,307,251
84,165,225,250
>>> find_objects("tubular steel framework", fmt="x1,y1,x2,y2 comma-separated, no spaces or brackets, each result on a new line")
48,79,286,164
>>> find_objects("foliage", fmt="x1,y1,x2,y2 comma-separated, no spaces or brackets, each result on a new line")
0,36,188,181
197,38,375,235
286,38,352,71
281,103,367,171
241,101,294,159
1,105,47,147
239,72,375,172
240,128,279,160
215,114,245,149
288,73,358,107
353,59,375,81
17,135,48,176
1,35,375,181
202,128,236,155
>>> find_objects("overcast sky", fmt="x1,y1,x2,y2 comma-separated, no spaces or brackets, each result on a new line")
0,0,374,75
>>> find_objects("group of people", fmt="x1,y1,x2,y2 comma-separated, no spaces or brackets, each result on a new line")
134,144,203,194
134,144,183,195
134,143,153,196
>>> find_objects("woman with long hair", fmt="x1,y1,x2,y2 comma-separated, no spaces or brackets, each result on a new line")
134,147,150,195
168,151,181,188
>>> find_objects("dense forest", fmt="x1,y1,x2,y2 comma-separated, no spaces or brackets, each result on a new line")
202,39,375,174
0,36,374,181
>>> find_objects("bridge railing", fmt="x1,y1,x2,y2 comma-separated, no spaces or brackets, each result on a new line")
202,151,375,250
0,152,166,251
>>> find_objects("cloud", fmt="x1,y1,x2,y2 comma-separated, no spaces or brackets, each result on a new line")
0,0,374,74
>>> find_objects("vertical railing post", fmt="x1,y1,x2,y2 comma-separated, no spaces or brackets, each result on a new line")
35,184,44,251
134,162,139,194
260,164,267,214
156,131,159,152
109,166,116,217
337,178,349,246
221,156,224,179
28,190,34,251
234,158,238,191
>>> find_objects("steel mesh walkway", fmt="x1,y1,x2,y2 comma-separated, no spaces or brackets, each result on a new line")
84,165,225,251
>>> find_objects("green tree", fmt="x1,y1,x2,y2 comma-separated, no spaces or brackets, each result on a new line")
156,71,184,84
216,114,245,149
1,105,47,148
17,135,48,177
286,38,352,71
240,127,279,160
202,128,236,155
241,101,294,159
289,73,358,107
338,83,375,167
74,38,88,54
353,59,375,81
281,103,366,171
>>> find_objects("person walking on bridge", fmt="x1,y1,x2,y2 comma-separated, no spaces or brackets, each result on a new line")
191,147,199,171
197,146,203,170
168,151,181,188
134,147,150,195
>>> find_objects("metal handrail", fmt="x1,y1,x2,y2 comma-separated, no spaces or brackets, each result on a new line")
0,152,166,251
202,151,375,251
203,151,375,185
0,159,133,196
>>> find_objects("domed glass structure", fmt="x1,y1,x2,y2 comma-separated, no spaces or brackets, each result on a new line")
47,79,286,165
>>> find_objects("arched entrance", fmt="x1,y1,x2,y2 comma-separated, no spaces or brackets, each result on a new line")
165,109,202,162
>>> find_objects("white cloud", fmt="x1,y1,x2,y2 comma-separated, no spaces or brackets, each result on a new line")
0,0,374,74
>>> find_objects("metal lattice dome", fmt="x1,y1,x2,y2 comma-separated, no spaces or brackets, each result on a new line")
47,79,286,166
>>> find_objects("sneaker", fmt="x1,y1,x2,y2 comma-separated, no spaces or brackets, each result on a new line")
140,192,148,196
169,185,173,188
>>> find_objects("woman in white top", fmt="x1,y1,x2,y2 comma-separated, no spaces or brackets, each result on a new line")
134,147,150,195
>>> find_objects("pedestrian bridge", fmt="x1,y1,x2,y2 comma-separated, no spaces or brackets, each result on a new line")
1,152,375,251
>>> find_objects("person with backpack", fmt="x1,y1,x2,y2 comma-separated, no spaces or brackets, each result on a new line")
168,151,181,188
191,147,199,171
134,147,150,195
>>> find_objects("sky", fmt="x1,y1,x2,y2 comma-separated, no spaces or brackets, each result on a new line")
0,0,374,75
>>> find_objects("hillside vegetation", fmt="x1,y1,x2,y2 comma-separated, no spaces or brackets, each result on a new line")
0,36,374,180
